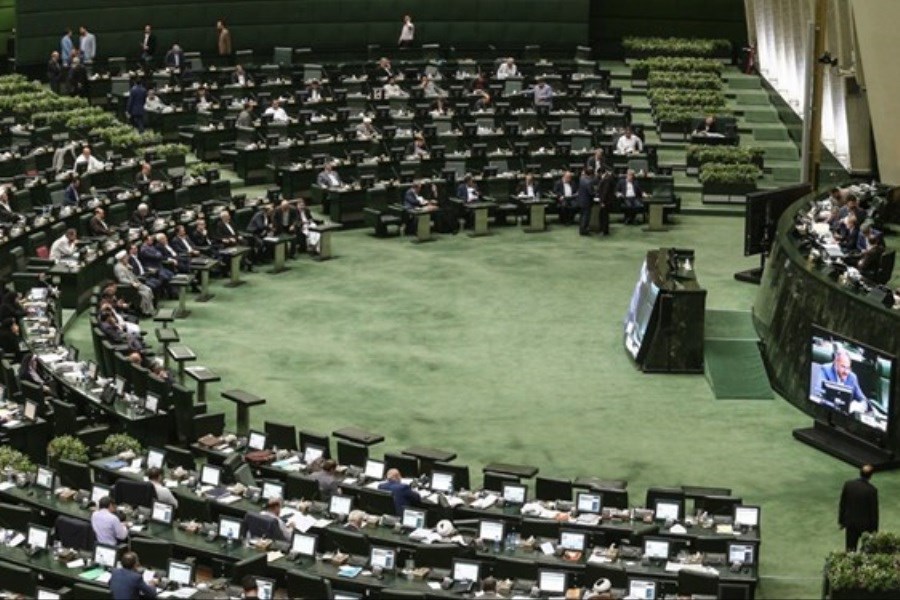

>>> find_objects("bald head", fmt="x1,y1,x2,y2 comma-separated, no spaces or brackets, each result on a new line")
860,464,874,480
385,468,401,482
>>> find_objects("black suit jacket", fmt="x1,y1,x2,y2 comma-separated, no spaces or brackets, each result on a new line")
272,207,300,234
839,477,878,532
576,175,595,208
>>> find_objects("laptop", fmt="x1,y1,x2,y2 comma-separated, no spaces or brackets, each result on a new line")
449,558,480,593
290,532,318,563
627,578,657,600
364,459,385,482
502,482,527,504
200,464,228,498
247,430,267,451
538,569,568,596
151,501,174,526
401,508,426,530
369,546,396,572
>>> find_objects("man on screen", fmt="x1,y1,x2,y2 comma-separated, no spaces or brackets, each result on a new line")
811,347,868,411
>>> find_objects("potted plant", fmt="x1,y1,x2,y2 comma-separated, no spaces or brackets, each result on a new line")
826,550,900,600
47,435,90,468
686,145,765,175
699,162,761,203
0,446,36,475
647,71,722,91
623,36,732,60
99,433,143,457
145,143,190,169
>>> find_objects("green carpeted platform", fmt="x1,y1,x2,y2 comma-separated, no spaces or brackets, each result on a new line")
704,310,773,400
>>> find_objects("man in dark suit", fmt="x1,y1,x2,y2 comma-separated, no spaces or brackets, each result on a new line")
126,79,148,133
140,25,157,66
246,205,273,264
553,171,576,225
47,51,63,94
378,469,420,516
164,44,184,69
89,207,112,236
129,202,155,230
139,234,175,297
596,169,615,236
839,464,878,550
67,57,89,98
0,190,19,223
585,148,608,173
109,551,158,600
616,169,646,225
577,168,596,236
63,177,81,207
272,200,301,257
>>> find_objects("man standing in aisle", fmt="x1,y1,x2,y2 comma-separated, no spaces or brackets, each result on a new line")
217,20,233,64
577,167,596,237
126,79,148,133
60,28,74,68
839,464,878,551
79,26,96,65
140,24,157,66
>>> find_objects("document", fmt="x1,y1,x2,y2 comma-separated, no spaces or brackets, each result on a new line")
289,513,317,533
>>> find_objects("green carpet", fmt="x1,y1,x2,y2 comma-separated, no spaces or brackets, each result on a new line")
703,310,772,400
63,213,900,599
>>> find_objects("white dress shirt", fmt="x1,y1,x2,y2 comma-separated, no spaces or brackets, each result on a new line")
615,135,643,154
264,106,289,123
50,235,76,261
74,154,104,172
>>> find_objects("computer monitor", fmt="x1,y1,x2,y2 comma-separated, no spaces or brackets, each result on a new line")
643,538,670,560
291,532,317,557
255,577,275,600
431,470,454,493
94,543,118,568
304,445,325,464
402,508,426,529
654,499,681,521
330,494,353,516
218,516,242,541
114,375,126,396
86,361,98,380
146,448,165,470
200,464,222,487
248,430,267,451
151,501,174,525
452,558,480,582
365,459,385,480
538,570,568,594
144,393,160,414
502,482,527,504
262,481,284,501
167,560,194,586
628,578,657,600
559,530,586,552
35,588,61,600
23,400,38,422
91,483,111,505
27,524,50,549
369,546,396,571
478,520,504,543
734,505,760,528
727,542,756,565
576,491,602,514
35,467,55,491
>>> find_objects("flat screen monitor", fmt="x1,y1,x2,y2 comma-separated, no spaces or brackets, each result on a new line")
144,393,160,414
576,491,602,514
114,375,126,396
291,532,317,557
152,501,174,525
478,520,504,543
734,505,760,528
304,445,324,464
452,558,480,582
369,546,396,571
654,499,681,522
559,530,586,552
330,495,353,516
248,430,267,451
35,467,55,491
91,483,111,505
538,570,568,594
23,400,38,422
727,542,755,565
27,524,50,549
200,464,222,487
402,508,426,529
808,326,892,435
364,459,385,480
262,481,284,501
94,543,117,568
218,516,242,541
628,578,657,600
36,589,61,600
502,482,527,504
643,538,670,560
255,577,275,600
431,470,454,493
167,560,194,586
86,361,98,380
743,183,811,256
624,261,661,361
146,448,165,470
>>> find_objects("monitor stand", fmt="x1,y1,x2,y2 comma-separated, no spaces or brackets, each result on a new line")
793,420,899,470
734,253,766,285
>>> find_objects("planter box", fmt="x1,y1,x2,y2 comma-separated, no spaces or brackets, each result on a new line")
701,181,756,204
657,120,689,142
165,154,186,169
687,155,765,177
833,589,900,600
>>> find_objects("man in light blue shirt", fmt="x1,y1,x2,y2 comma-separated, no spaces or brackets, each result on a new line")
60,29,74,67
91,496,128,546
532,78,554,110
79,26,97,64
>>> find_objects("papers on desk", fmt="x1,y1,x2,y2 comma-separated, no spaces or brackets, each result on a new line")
129,524,145,533
215,444,234,454
587,553,612,564
575,513,600,526
427,581,443,590
521,502,560,520
267,551,284,563
470,493,498,510
216,494,241,505
288,513,317,532
665,562,719,576
103,460,128,470
79,567,108,581
716,524,734,535
7,533,24,547
364,480,383,490
160,587,198,599
2,420,21,429
0,482,15,491
409,528,444,544
67,558,85,569
423,492,464,507
338,565,362,578
272,456,301,470
540,542,555,555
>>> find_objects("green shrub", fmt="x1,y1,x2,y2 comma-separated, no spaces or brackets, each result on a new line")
99,434,143,457
0,446,36,474
648,89,727,109
47,435,90,464
145,143,190,158
647,71,722,91
686,145,764,166
859,532,900,555
698,163,761,185
633,57,724,76
623,36,732,58
188,161,219,177
827,551,900,592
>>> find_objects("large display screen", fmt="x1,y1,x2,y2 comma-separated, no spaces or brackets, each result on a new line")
624,261,660,360
808,326,893,434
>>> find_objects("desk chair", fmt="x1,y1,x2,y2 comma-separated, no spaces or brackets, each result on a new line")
357,488,397,516
285,473,320,501
384,452,418,477
130,537,171,570
192,412,225,439
380,591,426,600
230,553,268,582
482,471,518,492
326,528,370,556
174,491,212,523
337,440,369,467
244,513,285,541
678,569,720,596
49,398,110,450
584,562,627,589
0,503,33,532
286,570,332,599
535,476,572,502
0,560,35,596
114,479,156,508
519,517,560,541
265,421,297,451
413,543,461,569
163,445,195,471
54,515,95,551
493,556,537,582
57,459,92,491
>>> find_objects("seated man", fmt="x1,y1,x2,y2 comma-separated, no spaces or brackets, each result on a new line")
236,101,255,128
310,459,340,501
64,176,82,206
231,64,253,86
156,232,190,274
616,169,646,225
518,173,540,198
382,77,408,99
113,249,155,316
147,467,178,508
256,497,292,542
139,233,175,295
530,78,553,110
306,79,325,102
74,145,104,172
164,43,184,69
214,210,240,247
614,126,643,155
109,551,158,600
263,99,289,124
835,213,860,253
91,496,128,546
317,163,344,188
403,181,439,235
272,199,300,258
89,207,112,236
496,57,518,80
456,175,481,203
246,205,274,264
419,75,446,98
585,148,608,174
355,117,378,140
693,115,721,136
378,469,420,515
135,162,156,187
407,135,429,158
49,228,78,262
0,188,20,223
553,171,577,225
144,89,170,112
129,202,156,229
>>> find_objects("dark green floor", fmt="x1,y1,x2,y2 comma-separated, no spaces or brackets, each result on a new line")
65,213,900,599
